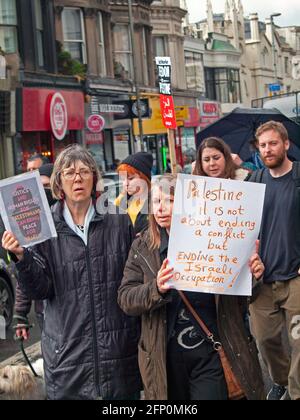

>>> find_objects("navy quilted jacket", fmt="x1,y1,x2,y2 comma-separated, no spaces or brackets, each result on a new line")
16,202,141,400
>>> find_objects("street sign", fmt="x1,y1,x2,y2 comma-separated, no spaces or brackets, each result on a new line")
269,83,281,92
160,95,177,129
175,106,189,121
113,99,150,120
87,114,105,133
156,56,177,173
155,57,172,95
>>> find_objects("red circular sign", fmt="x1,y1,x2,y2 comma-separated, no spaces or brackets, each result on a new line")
87,114,105,133
50,93,68,140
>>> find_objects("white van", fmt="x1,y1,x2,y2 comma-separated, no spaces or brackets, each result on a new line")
263,92,300,121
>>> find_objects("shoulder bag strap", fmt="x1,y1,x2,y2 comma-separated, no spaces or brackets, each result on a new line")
178,290,222,351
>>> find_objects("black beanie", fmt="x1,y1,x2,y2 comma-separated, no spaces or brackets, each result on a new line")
121,152,153,180
39,163,54,179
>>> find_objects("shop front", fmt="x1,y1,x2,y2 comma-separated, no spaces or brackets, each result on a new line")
133,96,170,174
198,100,222,129
15,88,85,173
85,94,134,172
178,107,200,171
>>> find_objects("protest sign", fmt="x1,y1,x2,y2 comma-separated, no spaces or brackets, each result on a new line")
167,174,266,296
0,171,57,248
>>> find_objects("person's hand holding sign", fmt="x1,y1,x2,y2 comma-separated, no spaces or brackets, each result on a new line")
2,231,24,261
249,240,264,280
157,259,174,294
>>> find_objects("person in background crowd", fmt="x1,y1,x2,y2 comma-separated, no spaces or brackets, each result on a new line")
193,137,250,181
27,154,49,172
118,174,265,400
249,138,265,170
231,137,266,172
248,121,300,401
2,145,141,400
231,154,257,173
111,159,121,171
14,164,56,339
115,152,153,235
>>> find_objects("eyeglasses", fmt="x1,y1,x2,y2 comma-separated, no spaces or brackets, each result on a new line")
62,168,93,181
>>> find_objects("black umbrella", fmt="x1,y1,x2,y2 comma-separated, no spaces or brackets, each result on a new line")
196,108,300,161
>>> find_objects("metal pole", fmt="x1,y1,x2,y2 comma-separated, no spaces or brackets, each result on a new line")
167,129,177,174
271,16,277,83
128,0,145,151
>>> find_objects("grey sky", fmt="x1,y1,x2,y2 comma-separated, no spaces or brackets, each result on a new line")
185,0,300,27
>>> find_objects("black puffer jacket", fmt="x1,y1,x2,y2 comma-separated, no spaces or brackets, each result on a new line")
15,202,141,400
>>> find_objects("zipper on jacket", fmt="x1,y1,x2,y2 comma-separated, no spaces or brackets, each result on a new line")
85,233,101,398
56,216,102,397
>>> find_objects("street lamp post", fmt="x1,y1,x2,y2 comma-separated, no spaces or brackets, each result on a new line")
128,0,145,151
270,13,281,83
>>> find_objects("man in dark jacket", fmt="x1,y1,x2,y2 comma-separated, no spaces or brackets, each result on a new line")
2,145,141,400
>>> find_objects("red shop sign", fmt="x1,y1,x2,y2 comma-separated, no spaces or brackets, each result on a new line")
85,132,104,145
159,95,177,129
50,93,68,140
87,114,105,133
19,88,85,132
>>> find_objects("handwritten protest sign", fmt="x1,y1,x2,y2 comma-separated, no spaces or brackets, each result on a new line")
167,174,266,296
0,171,57,248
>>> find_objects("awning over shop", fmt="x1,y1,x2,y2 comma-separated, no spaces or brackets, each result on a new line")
17,88,85,132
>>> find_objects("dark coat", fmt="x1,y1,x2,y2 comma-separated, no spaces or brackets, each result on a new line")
16,202,141,400
118,230,266,400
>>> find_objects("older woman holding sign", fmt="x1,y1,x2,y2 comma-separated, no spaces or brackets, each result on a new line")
2,145,141,400
118,174,265,400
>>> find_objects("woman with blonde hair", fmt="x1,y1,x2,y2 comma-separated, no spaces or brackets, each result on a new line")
118,175,265,400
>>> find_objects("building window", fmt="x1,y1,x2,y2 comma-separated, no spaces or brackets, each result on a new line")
34,0,44,67
62,8,86,64
261,47,269,67
184,51,204,92
205,68,241,103
284,57,289,75
113,24,133,80
0,0,17,53
153,36,167,87
154,36,166,57
97,12,106,77
142,27,149,86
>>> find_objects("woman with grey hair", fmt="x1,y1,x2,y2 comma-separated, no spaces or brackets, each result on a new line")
2,145,141,400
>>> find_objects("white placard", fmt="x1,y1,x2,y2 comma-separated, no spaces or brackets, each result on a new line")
0,171,57,248
167,175,266,296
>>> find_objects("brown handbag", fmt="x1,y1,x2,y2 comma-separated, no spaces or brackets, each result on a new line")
178,290,245,400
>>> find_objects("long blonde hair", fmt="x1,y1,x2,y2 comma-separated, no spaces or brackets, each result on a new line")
149,174,177,250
